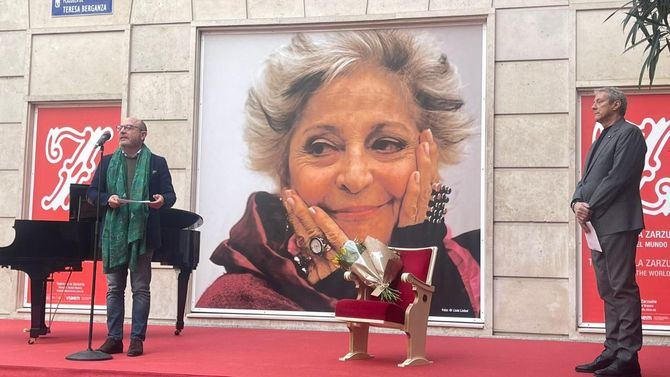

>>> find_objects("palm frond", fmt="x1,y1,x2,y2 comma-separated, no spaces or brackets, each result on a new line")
608,0,670,86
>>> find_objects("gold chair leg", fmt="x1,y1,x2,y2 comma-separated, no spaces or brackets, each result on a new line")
340,322,373,361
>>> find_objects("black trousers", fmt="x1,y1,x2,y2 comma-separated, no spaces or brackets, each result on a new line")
591,230,642,361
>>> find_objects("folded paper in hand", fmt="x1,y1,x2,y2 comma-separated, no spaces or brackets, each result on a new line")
585,221,602,252
118,198,151,204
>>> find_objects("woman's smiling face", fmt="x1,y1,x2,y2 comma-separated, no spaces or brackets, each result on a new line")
288,64,421,244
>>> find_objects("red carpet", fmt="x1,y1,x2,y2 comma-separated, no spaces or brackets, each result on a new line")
0,318,668,377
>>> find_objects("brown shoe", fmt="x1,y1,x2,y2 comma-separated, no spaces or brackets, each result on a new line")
97,337,123,354
127,338,143,357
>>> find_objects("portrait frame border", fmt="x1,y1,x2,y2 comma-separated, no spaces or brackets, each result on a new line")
189,17,491,328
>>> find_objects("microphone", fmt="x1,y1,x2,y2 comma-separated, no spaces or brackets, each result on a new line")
95,131,112,147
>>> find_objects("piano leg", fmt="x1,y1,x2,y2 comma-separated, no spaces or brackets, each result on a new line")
26,272,50,343
175,269,190,335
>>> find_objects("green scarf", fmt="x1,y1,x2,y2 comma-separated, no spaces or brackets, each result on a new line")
101,147,151,273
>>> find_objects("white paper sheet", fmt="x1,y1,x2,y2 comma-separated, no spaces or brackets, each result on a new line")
118,198,151,204
585,221,602,252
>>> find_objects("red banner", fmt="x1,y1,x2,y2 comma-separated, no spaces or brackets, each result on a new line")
29,105,120,307
580,93,670,327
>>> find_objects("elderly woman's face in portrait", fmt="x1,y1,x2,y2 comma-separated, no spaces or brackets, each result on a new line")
288,64,421,244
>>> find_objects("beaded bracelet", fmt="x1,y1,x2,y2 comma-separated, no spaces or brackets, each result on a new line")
426,183,451,223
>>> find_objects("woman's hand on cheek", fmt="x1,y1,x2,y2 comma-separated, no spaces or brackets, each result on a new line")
398,128,439,227
398,171,421,227
307,206,349,250
282,189,312,249
282,189,345,285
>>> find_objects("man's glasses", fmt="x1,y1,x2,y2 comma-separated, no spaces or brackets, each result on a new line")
117,124,143,132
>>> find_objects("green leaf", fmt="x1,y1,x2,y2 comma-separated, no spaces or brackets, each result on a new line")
608,0,670,86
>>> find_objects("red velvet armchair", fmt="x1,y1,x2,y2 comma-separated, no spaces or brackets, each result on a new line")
334,246,437,367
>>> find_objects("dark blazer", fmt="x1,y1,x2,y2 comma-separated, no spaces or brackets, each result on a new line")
86,151,176,250
572,118,647,236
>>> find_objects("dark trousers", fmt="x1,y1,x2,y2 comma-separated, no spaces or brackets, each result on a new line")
591,230,642,361
106,250,153,341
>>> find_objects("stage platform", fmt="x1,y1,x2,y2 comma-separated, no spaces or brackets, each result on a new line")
0,318,668,377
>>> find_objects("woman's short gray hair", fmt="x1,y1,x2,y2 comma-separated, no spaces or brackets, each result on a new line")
244,29,471,186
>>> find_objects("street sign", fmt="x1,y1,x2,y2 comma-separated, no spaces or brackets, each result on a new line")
52,0,113,17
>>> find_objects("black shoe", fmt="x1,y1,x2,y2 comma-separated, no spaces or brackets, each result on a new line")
97,337,123,354
575,354,616,373
595,358,641,377
127,338,143,357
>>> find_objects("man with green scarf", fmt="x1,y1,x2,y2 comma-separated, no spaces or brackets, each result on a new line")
87,117,176,357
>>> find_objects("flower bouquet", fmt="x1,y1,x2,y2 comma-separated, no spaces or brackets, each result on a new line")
333,236,403,303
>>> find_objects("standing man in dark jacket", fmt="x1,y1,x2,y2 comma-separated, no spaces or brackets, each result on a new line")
573,88,646,377
87,117,176,357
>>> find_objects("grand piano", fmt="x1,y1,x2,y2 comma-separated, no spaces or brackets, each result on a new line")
0,184,202,343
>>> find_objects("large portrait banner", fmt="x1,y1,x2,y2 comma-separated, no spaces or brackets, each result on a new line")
580,93,670,328
28,105,120,308
195,25,485,321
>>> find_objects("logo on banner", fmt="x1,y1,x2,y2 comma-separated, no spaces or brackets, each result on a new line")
592,118,670,216
41,126,114,212
639,118,670,216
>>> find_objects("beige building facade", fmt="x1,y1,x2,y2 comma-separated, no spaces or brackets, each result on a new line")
0,0,669,344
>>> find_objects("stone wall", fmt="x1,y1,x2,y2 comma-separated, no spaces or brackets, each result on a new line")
0,0,668,341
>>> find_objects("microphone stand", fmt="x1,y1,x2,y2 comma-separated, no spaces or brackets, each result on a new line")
67,143,112,361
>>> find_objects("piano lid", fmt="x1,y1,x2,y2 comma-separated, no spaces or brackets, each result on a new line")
160,208,203,230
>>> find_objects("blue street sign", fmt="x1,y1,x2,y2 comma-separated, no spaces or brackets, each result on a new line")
52,0,113,17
